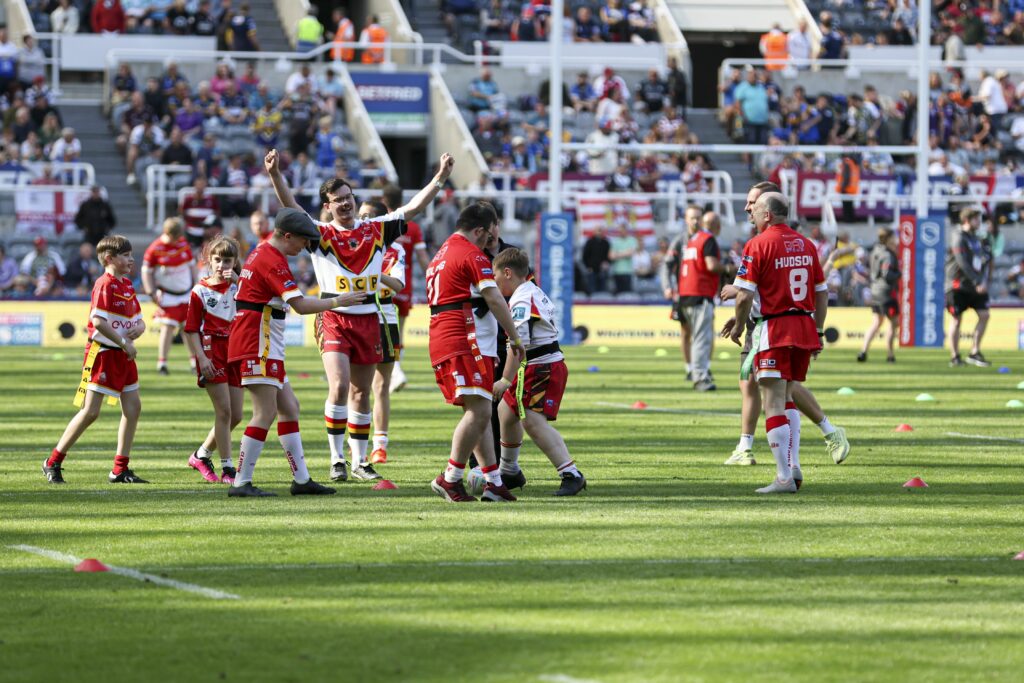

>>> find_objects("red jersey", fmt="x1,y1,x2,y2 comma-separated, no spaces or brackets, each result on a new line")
228,242,302,363
392,219,425,305
679,230,720,299
143,236,194,305
180,194,219,237
735,224,825,350
426,233,498,365
88,272,143,349
184,277,238,338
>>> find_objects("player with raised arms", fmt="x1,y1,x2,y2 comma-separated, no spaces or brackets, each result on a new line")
264,148,453,483
722,181,849,468
226,208,364,497
725,192,827,493
427,201,525,502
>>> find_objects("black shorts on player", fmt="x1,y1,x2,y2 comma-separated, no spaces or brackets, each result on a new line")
670,299,689,325
871,298,898,318
379,322,400,364
946,289,989,317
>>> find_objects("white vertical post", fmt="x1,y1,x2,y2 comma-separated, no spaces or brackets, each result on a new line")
915,0,931,219
548,0,565,214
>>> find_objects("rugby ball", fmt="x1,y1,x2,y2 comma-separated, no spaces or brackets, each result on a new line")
466,467,486,496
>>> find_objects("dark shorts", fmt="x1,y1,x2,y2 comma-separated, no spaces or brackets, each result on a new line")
946,289,989,317
872,298,898,318
669,299,689,326
379,322,400,364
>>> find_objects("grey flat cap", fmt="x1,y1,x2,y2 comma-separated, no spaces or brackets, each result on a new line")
274,207,321,241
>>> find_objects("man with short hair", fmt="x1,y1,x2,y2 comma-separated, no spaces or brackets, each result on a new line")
946,208,992,367
75,185,118,246
727,193,827,493
426,201,525,502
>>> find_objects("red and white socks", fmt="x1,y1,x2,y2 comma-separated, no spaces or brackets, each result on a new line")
444,458,465,483
481,463,504,487
816,415,836,436
499,440,521,475
785,401,801,471
235,426,267,486
765,414,792,482
277,421,310,484
325,402,347,466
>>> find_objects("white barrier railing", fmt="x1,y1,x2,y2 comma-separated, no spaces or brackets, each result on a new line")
0,161,96,188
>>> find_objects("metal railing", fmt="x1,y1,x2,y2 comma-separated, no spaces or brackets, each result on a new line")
0,161,96,187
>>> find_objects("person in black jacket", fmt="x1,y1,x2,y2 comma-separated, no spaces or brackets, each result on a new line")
857,227,900,363
74,186,117,246
581,227,611,294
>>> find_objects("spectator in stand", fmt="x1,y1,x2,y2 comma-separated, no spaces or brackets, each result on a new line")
759,23,788,71
160,62,189,96
49,127,81,162
217,80,249,125
574,6,602,41
627,0,657,43
481,0,514,40
285,63,316,96
1006,256,1024,299
210,62,236,97
175,97,205,142
468,67,501,113
215,1,234,50
0,244,17,294
252,99,283,148
52,0,81,34
295,5,324,53
64,242,101,296
161,126,194,166
582,227,612,294
569,72,598,112
606,158,637,192
287,150,319,210
511,5,544,41
359,15,389,64
194,0,217,36
601,0,630,42
111,64,137,107
787,18,811,69
817,12,848,63
734,66,769,150
93,0,126,33
313,115,342,169
30,94,60,130
586,119,619,175
181,175,219,247
143,77,170,128
20,236,65,297
596,84,627,124
230,3,260,51
117,92,153,151
38,112,62,155
126,118,166,185
608,227,638,294
75,185,117,246
248,208,272,247
18,36,46,93
218,153,251,217
473,114,503,158
329,7,356,62
0,29,17,98
636,69,668,114
887,17,914,45
665,56,688,120
11,107,34,144
976,69,1009,131
862,135,895,175
594,67,630,102
283,82,318,156
238,61,262,96
318,67,343,117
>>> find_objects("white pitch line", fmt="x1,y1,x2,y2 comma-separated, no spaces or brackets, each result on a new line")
945,432,1024,444
0,489,223,497
594,401,740,418
539,675,603,683
7,545,240,600
130,554,1007,575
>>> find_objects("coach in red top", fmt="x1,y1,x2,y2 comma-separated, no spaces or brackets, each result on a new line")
727,192,827,494
426,201,524,503
676,207,726,391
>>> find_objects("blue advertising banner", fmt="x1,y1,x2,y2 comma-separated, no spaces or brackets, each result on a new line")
538,213,574,346
350,72,430,133
898,211,946,348
0,313,43,346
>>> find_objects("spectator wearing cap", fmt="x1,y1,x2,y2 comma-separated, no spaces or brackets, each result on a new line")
976,69,1009,130
20,236,66,297
594,67,631,102
75,186,118,246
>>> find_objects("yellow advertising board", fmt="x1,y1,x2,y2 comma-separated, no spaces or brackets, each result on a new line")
2,301,1022,351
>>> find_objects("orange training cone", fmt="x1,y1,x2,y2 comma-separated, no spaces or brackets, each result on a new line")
372,480,397,490
632,401,648,410
74,558,109,572
894,423,914,432
903,477,928,488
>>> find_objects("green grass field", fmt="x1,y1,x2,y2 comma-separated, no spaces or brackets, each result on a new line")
2,344,1023,682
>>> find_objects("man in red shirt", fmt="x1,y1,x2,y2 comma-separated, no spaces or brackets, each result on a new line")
427,201,524,502
381,183,431,393
675,205,726,391
727,192,827,494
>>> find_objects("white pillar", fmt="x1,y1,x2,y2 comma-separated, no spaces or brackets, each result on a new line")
915,0,931,218
548,0,565,215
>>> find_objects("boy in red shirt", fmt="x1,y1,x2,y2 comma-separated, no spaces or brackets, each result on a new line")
226,208,364,497
44,235,149,484
183,236,242,484
142,217,197,374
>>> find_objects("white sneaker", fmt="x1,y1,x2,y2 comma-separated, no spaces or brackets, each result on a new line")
792,467,803,490
824,427,850,464
389,365,407,393
724,448,756,466
126,173,137,185
756,477,797,494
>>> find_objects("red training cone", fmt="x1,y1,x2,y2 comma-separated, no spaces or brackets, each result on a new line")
632,401,648,410
1013,551,1024,560
903,477,928,488
372,479,397,490
298,372,311,379
894,423,914,432
74,558,109,572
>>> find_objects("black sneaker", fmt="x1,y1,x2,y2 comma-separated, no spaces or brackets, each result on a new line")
856,352,867,363
966,352,991,367
42,459,65,484
886,355,896,363
685,370,693,382
950,354,965,367
228,482,277,497
220,466,237,484
553,471,587,497
290,478,337,495
157,365,169,375
329,461,348,482
694,378,717,392
351,464,382,480
108,468,149,484
502,469,527,490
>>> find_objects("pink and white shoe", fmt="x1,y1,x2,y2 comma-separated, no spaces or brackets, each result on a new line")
220,466,236,485
188,452,219,483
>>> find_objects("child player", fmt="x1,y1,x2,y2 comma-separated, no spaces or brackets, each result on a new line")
492,248,586,496
227,208,364,497
183,236,242,484
142,217,197,375
44,236,149,484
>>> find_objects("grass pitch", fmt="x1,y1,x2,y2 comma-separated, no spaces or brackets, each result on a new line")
2,344,1023,682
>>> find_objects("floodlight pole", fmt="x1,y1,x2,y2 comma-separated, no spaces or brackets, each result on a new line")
548,0,565,215
915,0,931,218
